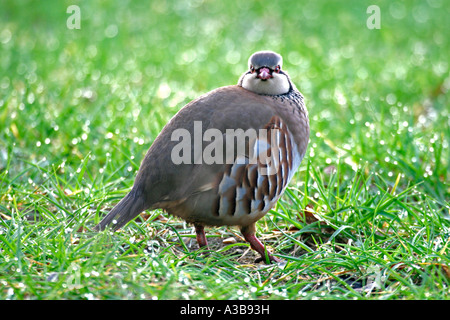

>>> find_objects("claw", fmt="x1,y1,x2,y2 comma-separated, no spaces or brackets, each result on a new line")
254,254,281,264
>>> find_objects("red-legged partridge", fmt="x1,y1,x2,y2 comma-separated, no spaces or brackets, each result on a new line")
95,51,310,263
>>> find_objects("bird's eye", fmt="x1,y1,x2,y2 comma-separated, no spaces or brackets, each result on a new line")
275,65,281,73
250,65,255,73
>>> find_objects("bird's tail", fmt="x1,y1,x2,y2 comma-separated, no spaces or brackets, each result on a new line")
94,190,147,231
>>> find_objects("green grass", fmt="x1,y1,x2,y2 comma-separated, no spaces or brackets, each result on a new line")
0,0,449,300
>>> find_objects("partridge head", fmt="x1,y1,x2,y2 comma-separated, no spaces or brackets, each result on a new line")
240,50,290,95
95,50,310,263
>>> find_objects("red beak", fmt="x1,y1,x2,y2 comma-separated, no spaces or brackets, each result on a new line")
257,67,272,80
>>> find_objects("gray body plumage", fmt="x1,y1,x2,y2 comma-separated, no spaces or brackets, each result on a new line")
95,51,309,263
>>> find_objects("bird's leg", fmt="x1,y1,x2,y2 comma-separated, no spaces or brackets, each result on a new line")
240,224,280,264
194,223,208,248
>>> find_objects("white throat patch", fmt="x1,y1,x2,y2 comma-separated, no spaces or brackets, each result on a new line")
241,72,290,95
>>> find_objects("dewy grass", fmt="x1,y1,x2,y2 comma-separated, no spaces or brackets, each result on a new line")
1,1,449,300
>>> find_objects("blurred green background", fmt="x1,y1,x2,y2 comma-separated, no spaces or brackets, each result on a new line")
0,0,449,300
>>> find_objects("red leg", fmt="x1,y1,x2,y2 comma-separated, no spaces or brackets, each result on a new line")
241,224,280,264
194,223,208,248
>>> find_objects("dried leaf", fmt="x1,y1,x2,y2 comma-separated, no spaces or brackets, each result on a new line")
223,237,237,244
299,204,319,224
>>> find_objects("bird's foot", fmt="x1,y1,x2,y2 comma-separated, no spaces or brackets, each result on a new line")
241,227,280,265
194,223,208,249
254,253,282,264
